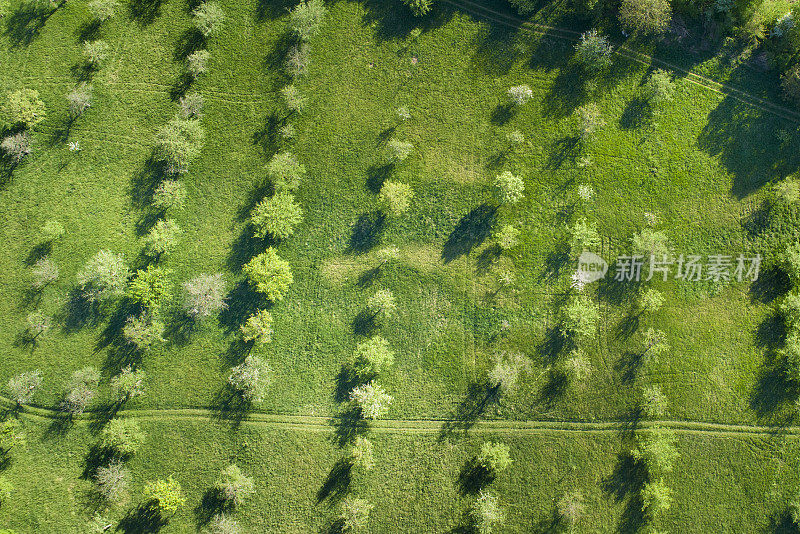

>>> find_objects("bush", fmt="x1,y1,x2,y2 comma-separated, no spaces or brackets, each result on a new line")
470,491,504,534
641,384,668,417
632,427,678,475
561,294,599,337
640,479,672,517
3,89,46,128
782,292,800,328
77,249,130,302
67,83,92,118
350,381,392,419
7,370,42,405
215,465,255,506
378,180,414,216
179,93,204,119
154,117,205,175
339,497,374,531
385,138,413,163
279,123,296,140
95,460,128,503
250,191,304,239
123,312,165,352
183,273,226,318
289,0,326,41
477,441,512,476
83,40,109,67
574,29,613,72
576,103,605,140
286,42,311,77
143,218,182,258
1,132,32,163
570,218,600,253
153,180,187,211
187,49,210,78
377,245,400,266
265,151,305,191
243,248,293,301
350,436,375,470
26,310,51,340
487,352,529,392
401,0,433,16
88,0,117,21
619,0,671,35
493,171,524,205
126,265,172,310
643,69,675,106
192,1,225,37
492,224,519,250
143,476,185,515
507,85,533,106
281,84,307,113
204,514,240,534
110,366,147,403
353,335,395,378
240,309,273,344
367,289,396,321
397,106,411,121
506,129,524,146
228,355,272,402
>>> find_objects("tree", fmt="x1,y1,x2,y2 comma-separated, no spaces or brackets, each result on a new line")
631,228,669,257
507,85,533,106
641,384,667,417
66,83,92,118
350,436,374,470
576,103,605,140
250,191,304,239
215,465,255,506
376,245,400,266
192,1,225,37
563,350,592,381
123,312,165,352
187,49,210,78
77,250,130,302
640,479,672,517
385,138,413,163
3,89,46,128
265,151,305,191
41,219,65,242
204,514,240,534
782,292,800,328
62,366,100,415
143,218,182,258
487,352,529,393
0,476,11,508
477,441,512,476
783,64,800,106
493,171,524,205
643,69,675,106
350,381,392,419
784,332,800,383
240,309,273,344
154,117,205,175
784,242,800,284
289,0,326,41
492,224,519,251
642,327,669,363
183,273,226,318
619,0,670,35
88,0,117,21
228,355,272,402
506,129,524,147
179,92,204,119
26,311,51,340
353,336,395,378
401,0,433,16
378,180,414,216
339,497,373,532
279,123,295,140
281,84,307,113
632,427,678,475
638,288,664,314
557,490,585,529
110,366,147,403
144,476,185,515
561,294,599,338
243,248,293,301
153,180,187,211
574,29,613,72
367,289,396,321
95,460,128,503
570,218,600,253
7,370,42,406
83,40,109,67
1,132,32,163
0,419,24,455
470,491,504,534
286,42,311,78
126,265,172,310
397,106,411,121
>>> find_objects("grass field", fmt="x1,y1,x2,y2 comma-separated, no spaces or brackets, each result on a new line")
1,0,800,530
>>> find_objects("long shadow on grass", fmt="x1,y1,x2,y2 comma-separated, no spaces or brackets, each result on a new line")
195,488,231,528
442,204,496,263
4,1,58,47
329,406,370,448
255,0,293,22
359,0,453,41
469,19,521,76
118,501,168,533
750,266,792,305
439,382,499,441
348,211,386,254
210,383,252,429
601,452,647,534
456,458,494,496
129,0,163,26
316,458,352,504
218,280,268,336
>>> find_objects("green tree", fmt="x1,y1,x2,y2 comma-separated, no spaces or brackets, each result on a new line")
110,366,147,403
143,218,182,258
3,89,46,128
367,289,396,321
126,265,172,310
123,312,165,352
470,491,504,534
154,117,205,175
179,92,204,119
281,84,307,113
401,0,433,16
349,381,392,419
31,256,58,290
638,288,664,314
243,248,294,301
353,335,395,378
0,418,24,455
1,132,32,163
265,151,305,191
87,0,117,21
152,180,187,211
286,42,311,78
187,49,210,78
192,1,225,37
632,427,678,475
487,352,529,393
77,250,130,302
619,0,671,35
95,460,128,503
350,436,375,470
144,476,186,515
289,0,326,41
0,476,12,508
640,479,673,517
561,294,599,338
573,29,613,72
183,273,226,318
507,85,533,105
339,497,374,532
782,292,800,328
41,218,65,242
641,384,668,418
61,367,100,415
215,465,255,506
576,103,605,140
204,514,240,534
570,218,600,254
25,310,51,341
557,490,585,530
784,242,800,283
67,83,92,118
228,355,272,402
240,309,273,344
385,138,413,163
477,441,512,476
493,223,520,251
643,69,675,106
631,228,669,257
100,418,145,456
83,40,109,68
493,171,524,205
7,370,42,406
378,180,414,216
251,191,304,239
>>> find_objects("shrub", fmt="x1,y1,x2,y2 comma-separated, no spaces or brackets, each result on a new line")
3,89,46,128
83,40,110,67
492,224,519,250
77,249,130,302
154,117,205,175
507,85,533,106
470,491,504,534
95,460,128,503
632,427,678,475
289,0,326,41
66,83,92,118
110,366,147,403
576,103,605,140
123,312,165,352
281,84,307,113
215,465,255,506
228,355,272,402
401,0,433,16
643,69,675,106
776,180,800,204
477,441,512,476
574,29,613,72
143,218,182,258
638,288,664,313
340,497,374,531
286,42,311,78
183,273,226,318
367,289,396,321
240,309,273,344
641,384,668,417
350,381,392,419
204,514,240,534
492,171,524,205
377,180,414,216
7,370,42,405
561,294,599,337
385,138,413,163
642,327,669,362
250,191,304,239
26,311,51,340
640,479,672,517
557,490,585,528
88,0,117,21
144,476,185,515
41,218,65,242
192,1,225,37
784,242,800,283
353,335,395,378
782,332,800,383
153,180,187,211
242,248,293,301
619,0,671,35
631,228,669,257
350,436,375,470
126,265,172,310
782,292,800,328
179,92,204,119
1,132,32,163
187,49,210,78
570,218,600,253
265,151,305,191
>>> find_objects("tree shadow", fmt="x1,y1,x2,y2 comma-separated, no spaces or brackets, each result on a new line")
43,412,74,440
538,368,568,408
755,312,786,350
58,288,102,333
334,365,368,404
194,487,231,528
750,266,791,305
750,353,798,422
597,267,640,306
255,0,293,22
329,406,369,448
439,382,499,441
162,306,197,347
614,312,641,341
442,204,497,263
226,226,275,274
117,501,168,533
489,102,515,126
210,384,252,429
357,266,381,288
456,458,493,496
545,135,581,170
217,280,266,335
541,63,590,119
77,19,101,42
469,18,521,76
540,242,571,281
601,453,647,533
169,73,195,101
360,0,453,42
618,97,651,130
536,326,570,364
81,443,119,480
348,211,386,254
128,0,163,26
765,510,797,534
316,458,353,504
130,157,165,211
4,0,55,47
615,351,642,384
351,308,378,337
173,28,205,61
252,112,284,157
366,163,393,193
